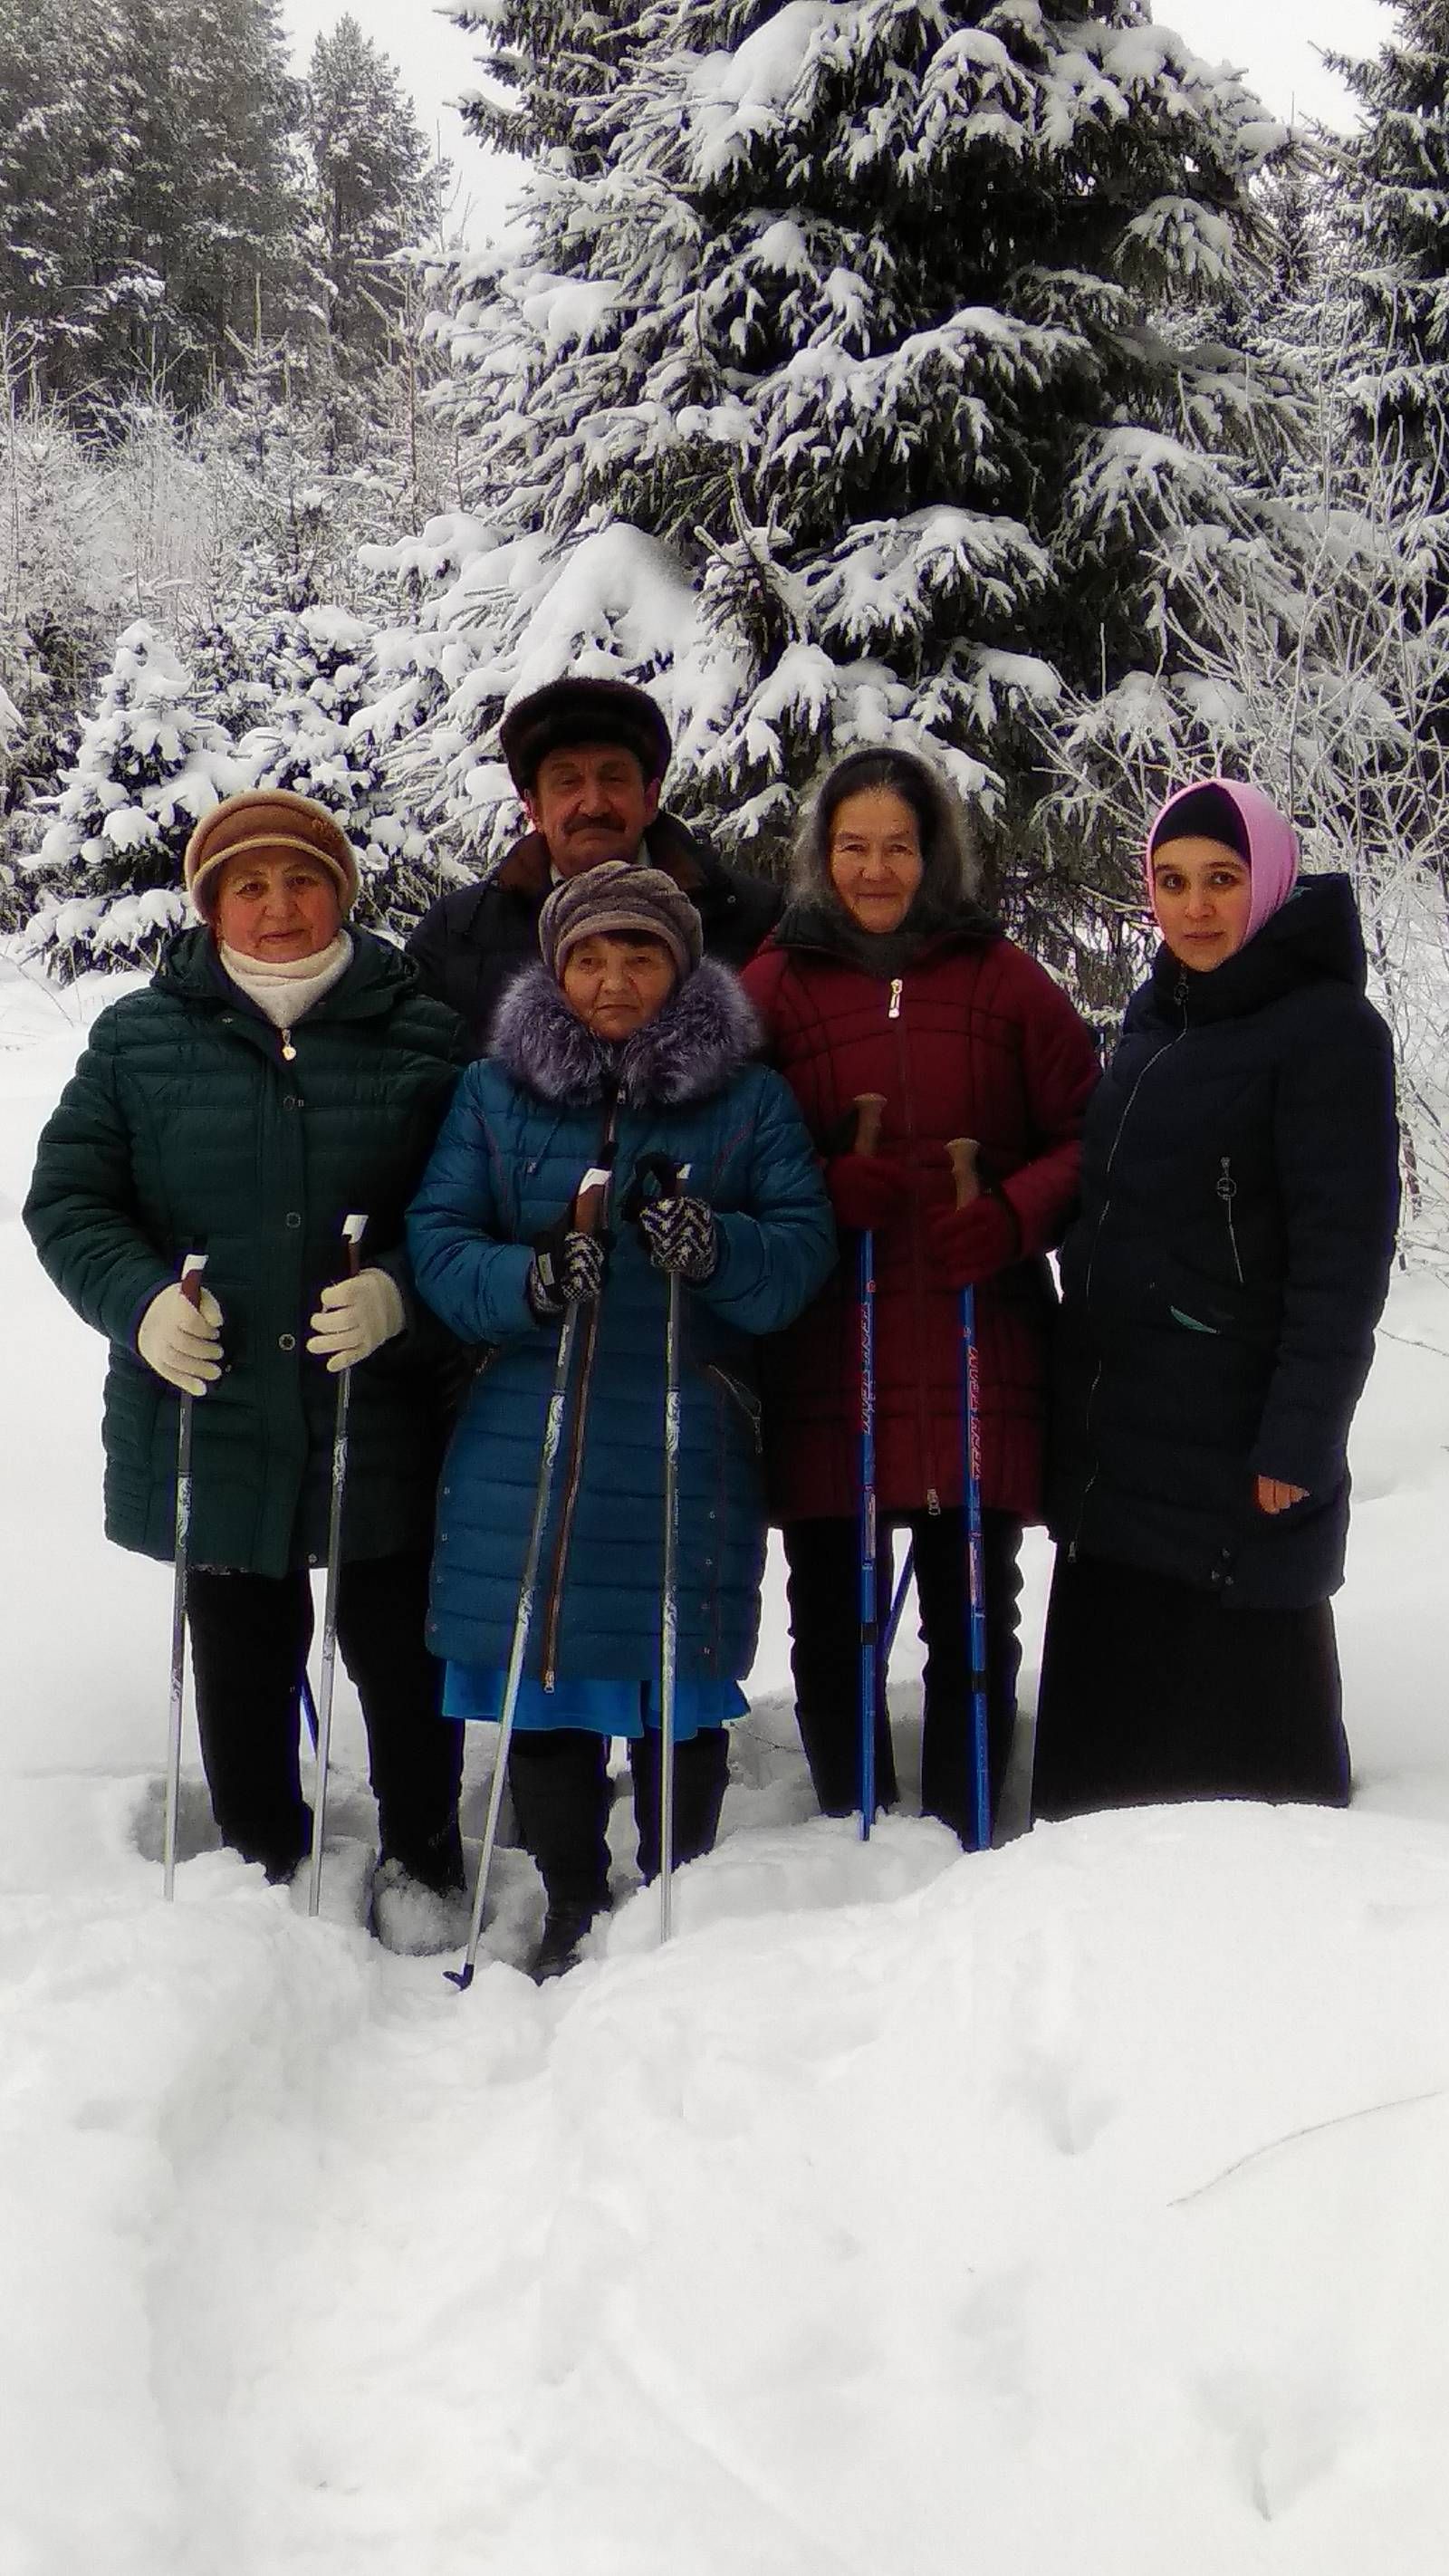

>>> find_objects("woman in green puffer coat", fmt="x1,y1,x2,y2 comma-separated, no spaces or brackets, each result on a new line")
24,791,468,1944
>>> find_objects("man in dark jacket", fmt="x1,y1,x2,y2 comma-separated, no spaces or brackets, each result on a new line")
405,675,783,1053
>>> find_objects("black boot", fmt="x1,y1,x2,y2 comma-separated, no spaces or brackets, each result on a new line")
629,1727,730,1882
508,1731,612,1979
531,1898,602,1982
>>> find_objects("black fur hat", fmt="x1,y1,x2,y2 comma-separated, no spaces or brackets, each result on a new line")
499,677,672,793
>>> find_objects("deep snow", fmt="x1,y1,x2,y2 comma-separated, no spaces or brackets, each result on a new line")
4,955,1449,2575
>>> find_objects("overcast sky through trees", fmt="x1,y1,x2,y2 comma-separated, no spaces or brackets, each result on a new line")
278,0,1399,243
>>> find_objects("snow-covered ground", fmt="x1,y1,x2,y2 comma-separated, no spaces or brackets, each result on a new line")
4,955,1449,2575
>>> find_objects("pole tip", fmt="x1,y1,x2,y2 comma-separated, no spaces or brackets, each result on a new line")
445,1963,475,1993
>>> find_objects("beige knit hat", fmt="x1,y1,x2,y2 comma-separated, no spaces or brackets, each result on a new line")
183,790,360,919
538,861,703,984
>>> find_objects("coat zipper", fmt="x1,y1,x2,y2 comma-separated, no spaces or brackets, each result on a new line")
539,1096,620,1689
1217,1156,1243,1283
280,1024,297,1062
1070,970,1190,1561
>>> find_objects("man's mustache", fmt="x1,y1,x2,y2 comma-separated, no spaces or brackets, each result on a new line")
565,810,629,831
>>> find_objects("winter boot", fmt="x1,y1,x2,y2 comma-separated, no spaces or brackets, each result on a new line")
509,1730,612,1980
629,1725,730,1883
530,1898,603,1983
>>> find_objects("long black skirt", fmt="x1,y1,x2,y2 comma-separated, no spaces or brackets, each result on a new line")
1031,1550,1350,1821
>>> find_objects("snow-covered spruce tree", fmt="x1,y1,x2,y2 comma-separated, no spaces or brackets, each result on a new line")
20,622,247,980
1329,3,1449,480
0,0,307,413
370,0,1293,933
241,605,448,937
302,16,440,463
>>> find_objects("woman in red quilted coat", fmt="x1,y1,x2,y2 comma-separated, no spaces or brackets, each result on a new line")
741,750,1099,1841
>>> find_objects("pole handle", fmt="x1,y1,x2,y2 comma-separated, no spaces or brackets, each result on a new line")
178,1252,207,1309
341,1212,368,1279
571,1163,613,1237
946,1138,981,1209
852,1092,887,1158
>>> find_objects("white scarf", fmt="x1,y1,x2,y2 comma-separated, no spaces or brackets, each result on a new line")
218,932,354,1029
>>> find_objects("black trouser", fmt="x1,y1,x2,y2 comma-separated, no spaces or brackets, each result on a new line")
782,1510,1023,1845
507,1724,731,1912
187,1551,465,1887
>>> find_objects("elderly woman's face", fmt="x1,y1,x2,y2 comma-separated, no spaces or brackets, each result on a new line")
214,851,342,963
561,931,677,1036
828,788,924,934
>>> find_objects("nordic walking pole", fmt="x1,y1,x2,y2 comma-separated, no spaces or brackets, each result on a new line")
945,1139,992,1853
884,1542,915,1661
448,1163,613,1992
618,1148,689,1945
648,1158,690,1947
307,1213,368,1918
162,1253,208,1903
853,1092,887,1841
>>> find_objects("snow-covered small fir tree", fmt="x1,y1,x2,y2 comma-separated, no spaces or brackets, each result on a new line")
22,622,247,980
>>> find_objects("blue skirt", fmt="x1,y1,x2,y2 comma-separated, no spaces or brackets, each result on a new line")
442,1664,747,1743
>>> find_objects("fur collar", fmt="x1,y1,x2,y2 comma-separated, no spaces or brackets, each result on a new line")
491,957,760,1107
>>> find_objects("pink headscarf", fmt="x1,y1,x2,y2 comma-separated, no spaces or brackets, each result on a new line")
1147,778,1300,947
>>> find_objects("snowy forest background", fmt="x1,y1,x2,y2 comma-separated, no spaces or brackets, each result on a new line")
4,0,1449,1243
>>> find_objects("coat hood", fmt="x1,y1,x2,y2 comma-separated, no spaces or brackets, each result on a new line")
491,956,761,1108
1135,872,1368,1031
1147,777,1300,946
768,891,1000,980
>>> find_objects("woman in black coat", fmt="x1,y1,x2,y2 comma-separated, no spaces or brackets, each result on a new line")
1032,779,1400,1819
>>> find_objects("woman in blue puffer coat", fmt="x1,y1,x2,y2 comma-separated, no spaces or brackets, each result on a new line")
1033,779,1400,1821
408,861,836,1976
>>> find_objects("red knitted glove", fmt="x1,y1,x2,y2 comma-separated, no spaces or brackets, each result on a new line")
927,1193,1021,1288
826,1153,911,1234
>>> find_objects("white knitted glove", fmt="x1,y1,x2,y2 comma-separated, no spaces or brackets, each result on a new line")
307,1267,406,1371
137,1282,224,1397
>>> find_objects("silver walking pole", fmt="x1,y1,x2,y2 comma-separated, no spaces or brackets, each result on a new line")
448,1166,612,1993
163,1253,208,1901
307,1212,369,1918
630,1152,690,1946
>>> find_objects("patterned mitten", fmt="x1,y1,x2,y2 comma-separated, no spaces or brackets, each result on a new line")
638,1194,720,1282
526,1219,609,1319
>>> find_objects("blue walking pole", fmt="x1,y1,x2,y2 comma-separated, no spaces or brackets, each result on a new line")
946,1138,992,1854
852,1092,887,1841
884,1543,915,1660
